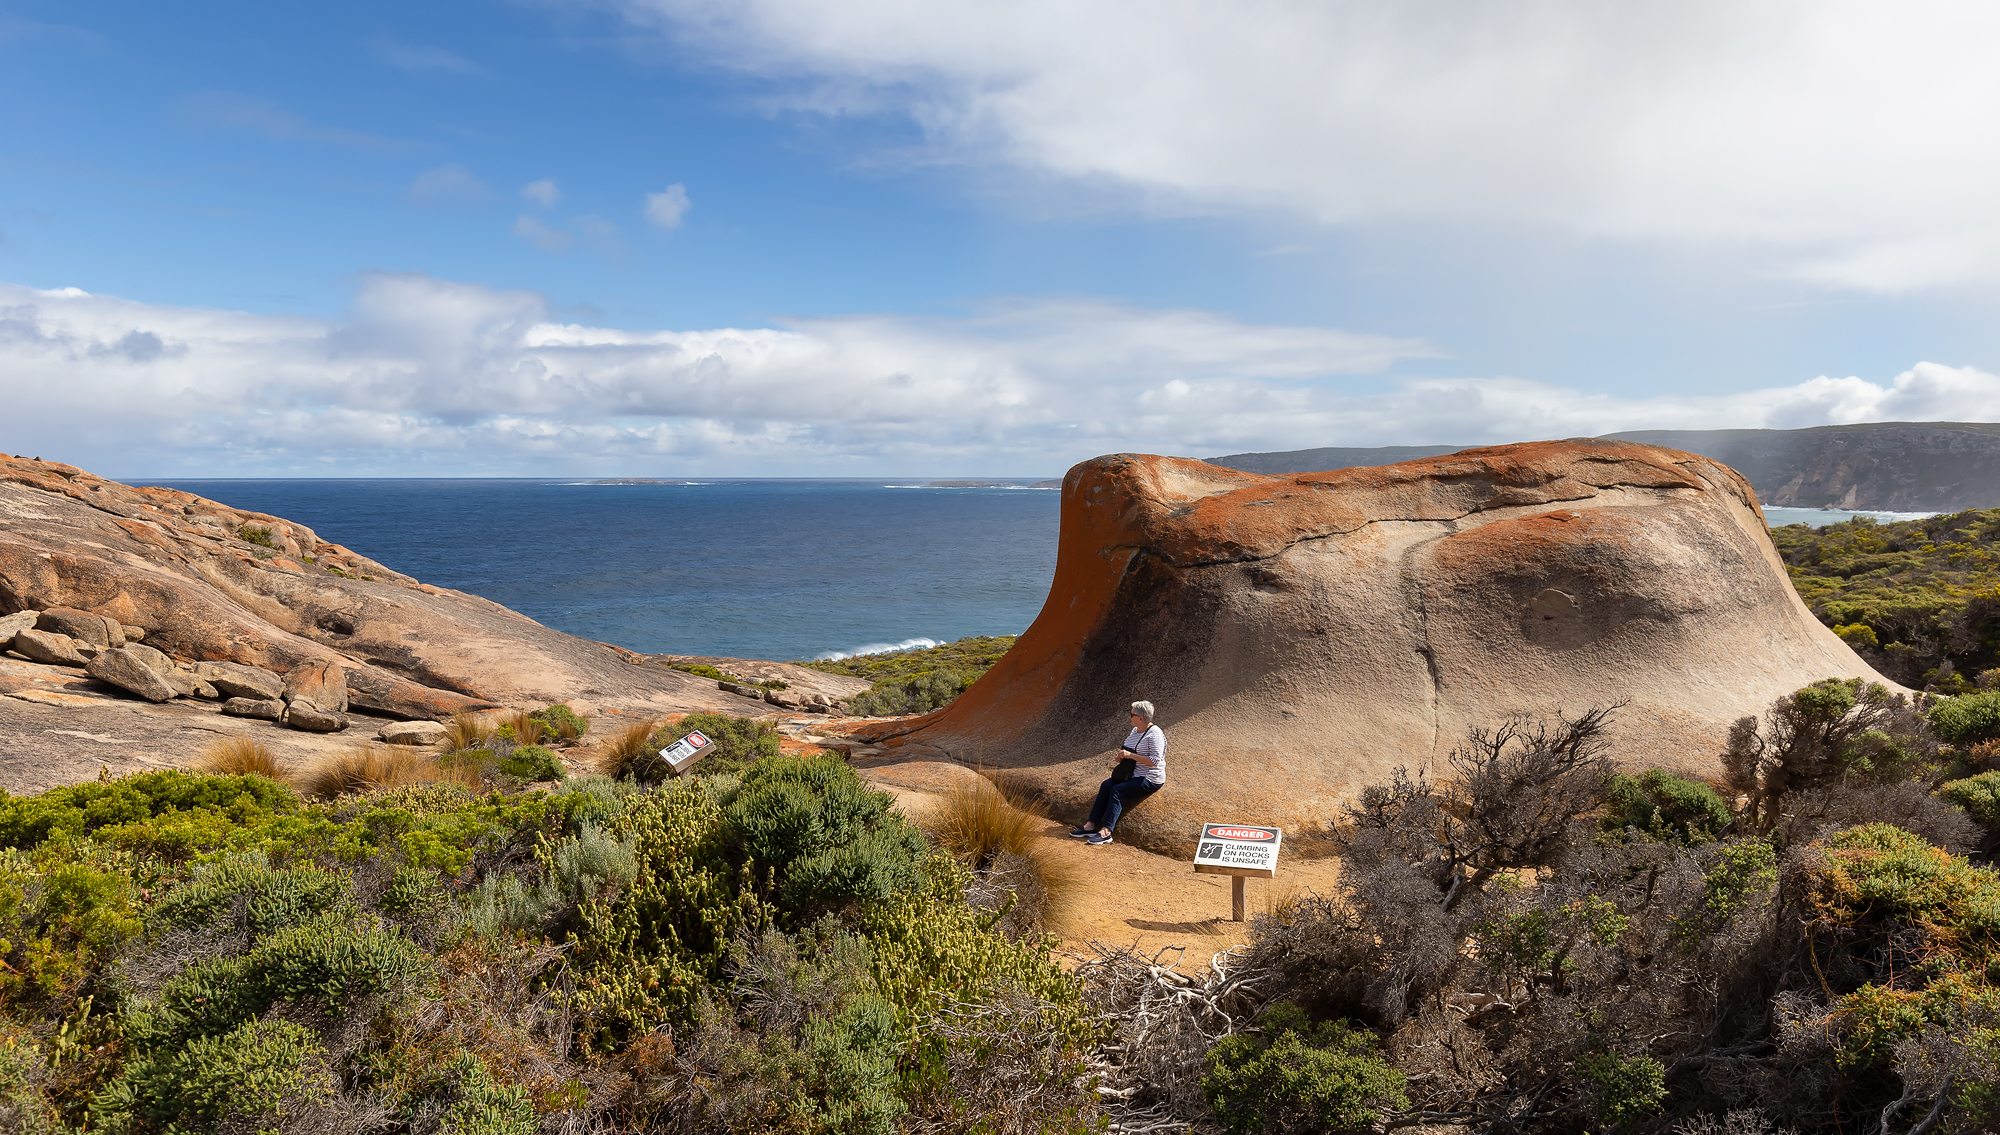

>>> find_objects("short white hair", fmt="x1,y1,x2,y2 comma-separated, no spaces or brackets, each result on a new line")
1130,700,1155,721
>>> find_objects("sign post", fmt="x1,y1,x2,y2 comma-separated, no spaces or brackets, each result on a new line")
1192,822,1283,921
656,729,715,776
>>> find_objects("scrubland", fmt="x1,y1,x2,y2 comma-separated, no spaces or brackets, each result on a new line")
0,679,1995,1134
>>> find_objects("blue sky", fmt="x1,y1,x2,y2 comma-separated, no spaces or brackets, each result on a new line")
6,0,2000,476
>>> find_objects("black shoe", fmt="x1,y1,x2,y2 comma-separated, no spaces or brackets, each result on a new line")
1068,827,1092,839
1087,831,1114,846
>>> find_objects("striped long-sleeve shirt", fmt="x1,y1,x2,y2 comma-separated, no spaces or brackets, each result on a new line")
1123,724,1166,785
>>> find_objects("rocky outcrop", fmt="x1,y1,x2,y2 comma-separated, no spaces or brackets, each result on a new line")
0,456,772,722
880,441,1891,854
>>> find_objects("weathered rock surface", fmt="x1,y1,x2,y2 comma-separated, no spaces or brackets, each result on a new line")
378,720,448,746
881,441,1892,855
283,703,347,733
37,607,124,648
282,659,348,714
13,629,84,667
221,697,284,721
0,610,37,648
193,662,284,701
85,648,177,703
119,642,174,677
0,456,770,723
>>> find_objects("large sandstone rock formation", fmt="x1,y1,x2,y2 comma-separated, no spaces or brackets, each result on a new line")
876,440,1890,854
0,456,765,719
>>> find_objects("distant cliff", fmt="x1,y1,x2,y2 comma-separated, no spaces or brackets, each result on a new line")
1209,422,2000,513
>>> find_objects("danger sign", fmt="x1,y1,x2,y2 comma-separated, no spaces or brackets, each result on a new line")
1193,822,1283,878
657,730,714,776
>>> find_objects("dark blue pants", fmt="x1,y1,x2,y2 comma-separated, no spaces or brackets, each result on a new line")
1088,776,1160,831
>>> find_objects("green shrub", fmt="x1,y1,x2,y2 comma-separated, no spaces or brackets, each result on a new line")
1604,769,1733,843
0,771,299,852
847,670,972,717
497,744,564,782
100,1017,330,1134
464,873,551,939
543,823,639,906
134,912,425,1048
728,755,929,923
1576,1049,1667,1127
625,713,780,781
236,526,276,549
800,636,1015,686
1835,622,1880,649
1203,1001,1407,1135
153,857,352,938
398,1051,535,1135
671,663,728,681
528,703,589,739
1940,770,2000,831
1930,690,2000,746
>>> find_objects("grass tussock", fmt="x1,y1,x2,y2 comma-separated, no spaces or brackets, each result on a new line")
201,735,288,782
304,745,477,799
595,720,663,780
929,775,1082,937
442,710,496,753
504,709,545,747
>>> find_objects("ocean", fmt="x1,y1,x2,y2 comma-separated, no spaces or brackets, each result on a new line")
145,479,1062,663
141,479,1928,663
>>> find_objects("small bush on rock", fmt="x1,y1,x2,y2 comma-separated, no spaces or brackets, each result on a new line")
1939,769,2000,832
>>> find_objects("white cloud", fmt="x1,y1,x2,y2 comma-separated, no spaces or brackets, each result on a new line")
645,184,691,228
0,274,1989,476
408,164,491,208
511,215,574,253
614,0,2000,290
521,179,561,209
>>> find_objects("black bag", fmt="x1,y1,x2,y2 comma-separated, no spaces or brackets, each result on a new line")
1111,745,1138,783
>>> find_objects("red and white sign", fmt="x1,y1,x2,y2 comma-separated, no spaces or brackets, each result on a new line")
658,730,714,775
1193,821,1283,877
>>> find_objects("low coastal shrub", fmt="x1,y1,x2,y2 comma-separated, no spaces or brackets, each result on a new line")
1939,769,2000,831
847,669,973,716
1603,768,1732,843
0,742,1096,1132
607,713,781,782
1928,689,2000,747
529,703,588,740
498,744,565,782
1202,1001,1407,1135
235,526,276,549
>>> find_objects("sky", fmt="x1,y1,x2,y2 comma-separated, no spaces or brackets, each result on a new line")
6,0,2000,477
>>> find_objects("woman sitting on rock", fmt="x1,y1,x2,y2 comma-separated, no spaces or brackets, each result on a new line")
1070,700,1166,846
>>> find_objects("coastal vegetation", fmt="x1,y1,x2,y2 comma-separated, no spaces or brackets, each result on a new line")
1772,508,2000,688
0,708,1093,1134
802,636,1016,716
3,684,1999,1131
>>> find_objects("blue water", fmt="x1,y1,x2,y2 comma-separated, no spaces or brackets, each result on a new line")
139,479,1871,663
142,479,1062,662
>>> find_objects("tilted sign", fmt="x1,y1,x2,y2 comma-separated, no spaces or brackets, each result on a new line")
1192,822,1283,879
658,729,714,776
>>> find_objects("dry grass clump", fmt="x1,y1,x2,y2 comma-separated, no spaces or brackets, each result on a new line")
201,735,288,782
929,775,1082,936
305,744,478,800
595,720,662,780
505,709,545,747
442,710,496,753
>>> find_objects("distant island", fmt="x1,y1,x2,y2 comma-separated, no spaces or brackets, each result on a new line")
588,478,671,485
1209,421,2000,513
